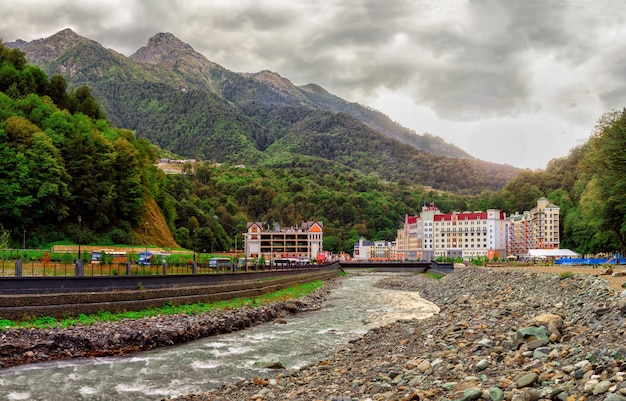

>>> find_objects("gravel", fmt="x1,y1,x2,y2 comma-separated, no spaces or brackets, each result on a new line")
167,267,626,401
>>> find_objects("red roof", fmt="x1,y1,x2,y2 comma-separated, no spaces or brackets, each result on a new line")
434,212,488,221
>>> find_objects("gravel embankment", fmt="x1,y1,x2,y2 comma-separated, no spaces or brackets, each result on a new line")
169,267,626,401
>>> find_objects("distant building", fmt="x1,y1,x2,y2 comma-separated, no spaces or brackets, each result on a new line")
352,237,395,261
507,198,560,256
243,221,323,263
353,236,373,261
433,209,507,260
395,203,508,261
507,211,530,255
396,202,439,261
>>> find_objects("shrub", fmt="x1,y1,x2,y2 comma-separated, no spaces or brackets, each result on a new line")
559,271,573,280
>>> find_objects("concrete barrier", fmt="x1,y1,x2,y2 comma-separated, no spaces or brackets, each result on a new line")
0,268,340,320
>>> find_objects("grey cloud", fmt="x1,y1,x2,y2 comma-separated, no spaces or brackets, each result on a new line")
598,46,626,110
2,0,625,125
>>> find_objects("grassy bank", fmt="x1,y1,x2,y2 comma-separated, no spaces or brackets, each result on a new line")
0,280,323,330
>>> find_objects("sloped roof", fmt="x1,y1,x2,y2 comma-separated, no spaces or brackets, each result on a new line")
528,249,581,257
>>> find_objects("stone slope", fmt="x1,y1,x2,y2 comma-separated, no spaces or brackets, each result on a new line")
171,267,626,401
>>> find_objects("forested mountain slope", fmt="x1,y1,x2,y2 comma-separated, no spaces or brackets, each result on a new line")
8,29,520,193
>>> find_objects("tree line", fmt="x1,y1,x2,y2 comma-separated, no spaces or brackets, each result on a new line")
2,40,624,256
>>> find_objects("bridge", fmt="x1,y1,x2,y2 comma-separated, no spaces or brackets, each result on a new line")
339,260,453,274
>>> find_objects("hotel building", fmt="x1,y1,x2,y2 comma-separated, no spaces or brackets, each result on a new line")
244,221,323,263
507,198,560,256
433,209,507,260
393,203,507,261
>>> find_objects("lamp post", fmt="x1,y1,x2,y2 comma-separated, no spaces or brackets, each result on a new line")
77,215,82,262
144,221,148,261
214,215,240,258
23,229,25,251
193,229,196,263
75,215,84,277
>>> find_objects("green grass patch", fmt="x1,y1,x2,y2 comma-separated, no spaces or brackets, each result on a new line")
559,271,573,280
1,280,324,330
421,272,443,280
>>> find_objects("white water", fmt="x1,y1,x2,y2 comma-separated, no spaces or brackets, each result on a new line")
0,273,438,400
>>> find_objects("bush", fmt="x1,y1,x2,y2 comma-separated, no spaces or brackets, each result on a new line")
559,271,573,280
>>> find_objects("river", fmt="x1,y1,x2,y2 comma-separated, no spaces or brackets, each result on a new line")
0,272,439,401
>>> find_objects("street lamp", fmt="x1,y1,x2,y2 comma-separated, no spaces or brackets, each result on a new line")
193,229,196,263
214,215,240,257
77,215,82,261
144,221,148,259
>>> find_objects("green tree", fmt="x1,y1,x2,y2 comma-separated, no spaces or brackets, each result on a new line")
581,109,626,254
0,224,10,250
49,75,70,110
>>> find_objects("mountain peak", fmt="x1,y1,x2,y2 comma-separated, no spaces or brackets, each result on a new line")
51,28,83,41
6,28,90,65
147,32,194,52
130,32,195,64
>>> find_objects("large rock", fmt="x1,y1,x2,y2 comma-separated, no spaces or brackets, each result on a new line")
531,314,563,335
253,355,285,369
617,297,626,313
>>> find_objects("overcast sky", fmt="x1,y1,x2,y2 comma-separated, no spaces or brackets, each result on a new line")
2,0,625,169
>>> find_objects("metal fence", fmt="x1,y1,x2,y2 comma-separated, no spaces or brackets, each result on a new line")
555,256,625,266
0,260,275,277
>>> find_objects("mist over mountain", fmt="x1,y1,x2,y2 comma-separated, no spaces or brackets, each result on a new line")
8,29,520,193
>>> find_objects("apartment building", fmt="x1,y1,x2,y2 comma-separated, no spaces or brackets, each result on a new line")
395,203,440,261
243,221,323,263
507,198,560,256
394,203,507,261
353,237,396,261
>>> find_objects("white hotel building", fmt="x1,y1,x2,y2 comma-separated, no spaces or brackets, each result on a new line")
433,209,507,260
394,203,507,261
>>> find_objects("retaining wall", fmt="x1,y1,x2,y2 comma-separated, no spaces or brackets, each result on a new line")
0,269,339,321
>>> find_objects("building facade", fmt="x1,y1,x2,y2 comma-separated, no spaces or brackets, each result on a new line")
396,203,440,261
507,211,530,255
507,198,560,256
353,237,396,261
394,203,508,261
433,209,507,260
353,236,374,261
356,198,560,262
243,221,323,263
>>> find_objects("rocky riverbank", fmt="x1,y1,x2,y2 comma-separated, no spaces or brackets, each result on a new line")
169,267,626,401
0,286,332,369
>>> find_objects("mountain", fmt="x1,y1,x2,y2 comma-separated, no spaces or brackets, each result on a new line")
7,29,520,193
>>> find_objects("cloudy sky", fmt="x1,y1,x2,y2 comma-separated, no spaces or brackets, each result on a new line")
2,0,625,169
